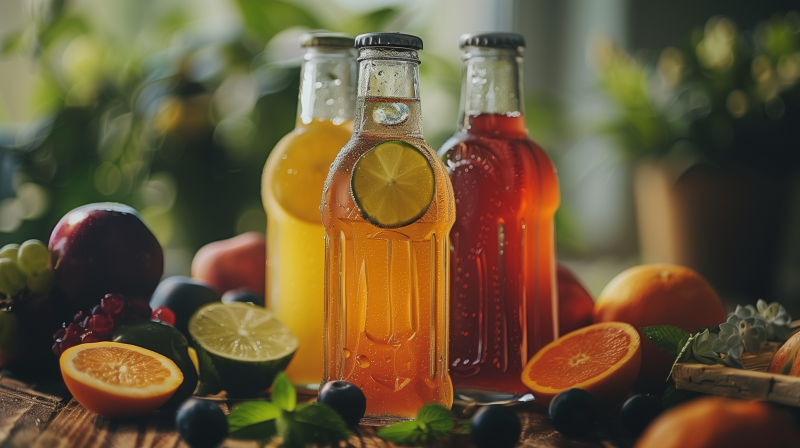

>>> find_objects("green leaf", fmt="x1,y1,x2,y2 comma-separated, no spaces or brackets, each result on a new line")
278,403,351,448
232,0,322,44
270,372,296,411
640,325,692,357
416,403,454,435
377,421,428,445
194,347,221,396
228,401,282,434
667,334,695,382
377,404,456,445
228,420,277,440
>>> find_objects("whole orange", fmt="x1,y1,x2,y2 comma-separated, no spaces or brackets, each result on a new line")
592,264,726,391
636,397,800,448
557,264,594,335
769,331,800,375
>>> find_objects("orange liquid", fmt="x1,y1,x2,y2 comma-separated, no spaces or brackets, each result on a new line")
321,98,455,420
439,113,560,393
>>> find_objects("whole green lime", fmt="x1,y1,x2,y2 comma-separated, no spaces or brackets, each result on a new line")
113,320,198,407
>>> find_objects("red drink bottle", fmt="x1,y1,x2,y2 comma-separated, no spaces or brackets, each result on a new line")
438,32,560,395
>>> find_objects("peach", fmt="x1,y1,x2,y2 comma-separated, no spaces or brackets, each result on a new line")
557,263,595,335
191,232,265,296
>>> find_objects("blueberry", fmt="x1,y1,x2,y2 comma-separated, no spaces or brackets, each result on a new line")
150,277,221,338
470,405,521,448
176,398,228,448
318,381,366,427
221,288,264,307
620,394,663,434
548,388,599,436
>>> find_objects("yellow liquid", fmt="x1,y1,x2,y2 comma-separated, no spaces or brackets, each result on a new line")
262,119,354,389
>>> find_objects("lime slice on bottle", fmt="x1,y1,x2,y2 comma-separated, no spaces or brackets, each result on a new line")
188,302,298,398
351,140,435,228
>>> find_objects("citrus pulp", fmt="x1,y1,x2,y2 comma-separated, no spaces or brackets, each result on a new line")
521,322,641,406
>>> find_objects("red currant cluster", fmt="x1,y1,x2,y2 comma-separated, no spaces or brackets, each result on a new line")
52,293,152,357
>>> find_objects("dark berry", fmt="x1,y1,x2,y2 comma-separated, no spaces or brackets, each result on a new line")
221,289,264,307
151,306,176,326
318,381,367,427
548,388,599,436
471,406,521,448
91,304,103,315
73,310,87,323
150,277,221,338
53,328,65,342
620,394,663,434
176,398,228,448
126,298,152,321
101,294,125,316
81,332,101,344
87,314,114,337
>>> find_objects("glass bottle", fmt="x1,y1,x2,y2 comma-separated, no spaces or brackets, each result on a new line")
321,32,455,422
261,32,356,392
438,33,560,395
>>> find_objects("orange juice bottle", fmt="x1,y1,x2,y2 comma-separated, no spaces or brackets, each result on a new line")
321,32,455,422
262,32,356,392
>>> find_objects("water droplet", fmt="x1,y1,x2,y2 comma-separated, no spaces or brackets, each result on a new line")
357,354,370,368
343,348,351,358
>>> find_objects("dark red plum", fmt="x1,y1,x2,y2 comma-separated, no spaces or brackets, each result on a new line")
49,203,163,315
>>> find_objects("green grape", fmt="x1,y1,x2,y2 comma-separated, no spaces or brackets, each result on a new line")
0,259,26,296
17,240,50,276
26,269,55,294
0,244,19,263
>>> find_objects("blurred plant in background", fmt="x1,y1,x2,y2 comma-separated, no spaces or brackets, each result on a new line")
0,0,464,274
595,12,800,169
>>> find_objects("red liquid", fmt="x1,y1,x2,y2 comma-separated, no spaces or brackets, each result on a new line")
439,113,560,393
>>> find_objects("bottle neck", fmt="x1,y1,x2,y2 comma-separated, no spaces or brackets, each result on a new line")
458,47,527,136
353,48,423,137
297,47,357,127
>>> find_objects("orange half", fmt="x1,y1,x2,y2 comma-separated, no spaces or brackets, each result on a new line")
521,321,641,406
60,341,183,417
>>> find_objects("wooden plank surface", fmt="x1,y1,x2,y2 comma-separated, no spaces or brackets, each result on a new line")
0,372,635,448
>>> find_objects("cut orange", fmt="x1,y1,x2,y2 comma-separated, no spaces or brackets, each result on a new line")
60,341,183,417
521,322,641,406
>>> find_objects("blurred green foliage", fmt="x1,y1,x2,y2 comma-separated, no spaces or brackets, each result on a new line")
0,0,434,260
596,12,800,170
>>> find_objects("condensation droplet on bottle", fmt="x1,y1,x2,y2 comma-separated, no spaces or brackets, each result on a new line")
357,354,370,368
343,348,351,358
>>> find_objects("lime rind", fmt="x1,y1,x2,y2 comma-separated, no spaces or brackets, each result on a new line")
188,302,298,363
351,140,435,229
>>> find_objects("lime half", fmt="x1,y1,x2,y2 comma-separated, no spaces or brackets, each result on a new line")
351,140,435,228
189,302,298,397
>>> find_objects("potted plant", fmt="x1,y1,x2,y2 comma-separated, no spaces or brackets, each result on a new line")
596,14,800,308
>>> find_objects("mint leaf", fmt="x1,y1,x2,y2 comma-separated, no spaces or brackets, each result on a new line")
271,372,296,411
377,421,431,445
228,401,281,434
641,325,691,357
667,334,695,381
417,403,454,435
228,421,276,440
278,403,351,448
377,403,456,445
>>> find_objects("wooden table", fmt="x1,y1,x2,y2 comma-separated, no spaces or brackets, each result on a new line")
0,373,637,448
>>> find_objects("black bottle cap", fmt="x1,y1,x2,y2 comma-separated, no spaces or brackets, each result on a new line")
300,31,354,48
459,32,526,49
355,32,423,50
